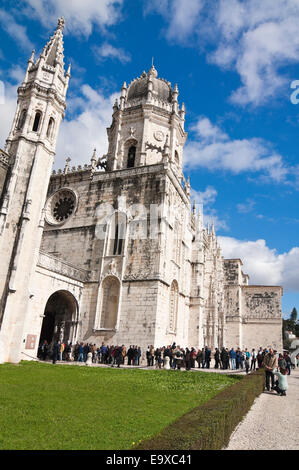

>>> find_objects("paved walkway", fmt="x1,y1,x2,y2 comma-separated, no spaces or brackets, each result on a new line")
225,368,299,450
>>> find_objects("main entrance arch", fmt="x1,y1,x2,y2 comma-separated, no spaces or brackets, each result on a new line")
39,290,79,345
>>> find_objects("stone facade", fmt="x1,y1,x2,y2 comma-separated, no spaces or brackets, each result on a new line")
0,19,282,363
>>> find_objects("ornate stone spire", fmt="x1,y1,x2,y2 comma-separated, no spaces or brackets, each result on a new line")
38,17,66,74
148,64,158,79
64,156,71,174
91,148,97,169
192,200,196,214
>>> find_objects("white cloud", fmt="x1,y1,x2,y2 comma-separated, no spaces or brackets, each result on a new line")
237,198,255,214
0,9,33,51
147,0,299,106
24,0,123,36
218,236,299,293
0,81,18,149
8,66,25,84
191,185,217,206
55,84,118,169
93,43,131,64
184,116,288,182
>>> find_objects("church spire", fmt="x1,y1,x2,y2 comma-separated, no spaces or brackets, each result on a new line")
38,17,66,74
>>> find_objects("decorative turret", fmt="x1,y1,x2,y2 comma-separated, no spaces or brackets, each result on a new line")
172,83,179,114
120,82,127,110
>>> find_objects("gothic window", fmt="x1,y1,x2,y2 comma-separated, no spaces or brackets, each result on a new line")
109,212,127,256
174,150,179,165
46,117,55,139
169,280,179,332
17,109,27,130
45,188,77,226
100,276,120,329
127,146,136,168
32,111,42,132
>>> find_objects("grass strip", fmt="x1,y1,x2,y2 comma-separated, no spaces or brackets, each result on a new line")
135,369,265,450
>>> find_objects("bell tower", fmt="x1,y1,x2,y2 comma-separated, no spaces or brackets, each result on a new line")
105,65,187,178
0,18,70,363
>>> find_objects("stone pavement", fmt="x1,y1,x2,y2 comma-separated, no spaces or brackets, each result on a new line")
225,368,299,450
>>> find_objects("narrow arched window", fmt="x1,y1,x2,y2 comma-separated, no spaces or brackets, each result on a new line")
17,109,27,130
46,117,55,138
174,150,179,165
127,146,136,168
32,111,42,132
110,212,126,256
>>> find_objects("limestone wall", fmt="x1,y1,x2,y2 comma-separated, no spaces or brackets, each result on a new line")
241,285,283,351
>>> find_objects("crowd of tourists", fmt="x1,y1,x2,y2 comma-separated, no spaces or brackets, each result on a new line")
38,340,142,367
38,339,296,396
38,340,294,373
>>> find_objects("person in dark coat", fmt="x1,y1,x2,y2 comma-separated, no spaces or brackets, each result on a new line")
146,346,151,367
190,348,197,368
114,346,123,368
39,340,49,361
185,348,191,371
236,348,241,369
196,349,202,368
132,346,138,366
214,348,220,369
204,346,211,368
52,341,60,364
127,346,133,365
220,347,228,369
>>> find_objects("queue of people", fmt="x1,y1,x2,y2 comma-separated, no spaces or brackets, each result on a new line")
38,339,293,396
38,340,142,367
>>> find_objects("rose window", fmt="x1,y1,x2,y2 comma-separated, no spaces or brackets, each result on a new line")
45,188,77,226
53,196,75,221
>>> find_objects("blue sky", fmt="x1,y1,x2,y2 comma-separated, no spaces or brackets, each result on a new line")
0,0,298,318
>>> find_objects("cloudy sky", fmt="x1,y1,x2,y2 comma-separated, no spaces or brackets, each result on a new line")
0,0,298,317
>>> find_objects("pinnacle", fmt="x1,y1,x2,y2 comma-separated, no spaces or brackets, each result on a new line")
57,17,65,31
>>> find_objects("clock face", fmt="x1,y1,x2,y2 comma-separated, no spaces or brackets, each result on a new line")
154,130,164,142
42,72,51,82
45,188,78,226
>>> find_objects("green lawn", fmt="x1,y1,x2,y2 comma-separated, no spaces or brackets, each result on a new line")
0,361,239,450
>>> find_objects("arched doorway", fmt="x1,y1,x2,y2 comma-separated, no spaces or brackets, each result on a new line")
39,290,78,345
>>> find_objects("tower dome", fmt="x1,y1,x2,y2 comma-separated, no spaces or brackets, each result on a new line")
127,65,172,103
